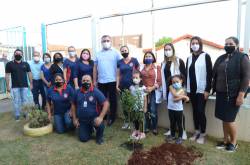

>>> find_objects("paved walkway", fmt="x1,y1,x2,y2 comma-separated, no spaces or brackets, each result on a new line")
0,99,12,113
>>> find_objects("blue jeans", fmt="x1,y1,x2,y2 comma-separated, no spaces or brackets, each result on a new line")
31,80,46,109
43,85,49,98
78,119,105,142
145,91,158,130
11,88,29,118
54,112,74,134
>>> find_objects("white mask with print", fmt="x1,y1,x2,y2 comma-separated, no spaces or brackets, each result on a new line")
102,42,111,50
191,44,200,52
133,78,140,85
69,51,76,57
34,56,40,62
164,50,173,57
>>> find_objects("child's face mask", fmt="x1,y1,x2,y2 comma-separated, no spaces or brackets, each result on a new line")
172,82,182,90
133,78,140,85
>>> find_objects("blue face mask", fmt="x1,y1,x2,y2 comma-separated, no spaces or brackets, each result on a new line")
144,59,153,64
172,82,182,90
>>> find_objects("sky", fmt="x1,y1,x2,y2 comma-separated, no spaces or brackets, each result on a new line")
0,0,247,49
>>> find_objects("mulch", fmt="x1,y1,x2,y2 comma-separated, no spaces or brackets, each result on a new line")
128,142,202,165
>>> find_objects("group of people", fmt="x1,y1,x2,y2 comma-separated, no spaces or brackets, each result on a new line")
4,35,250,152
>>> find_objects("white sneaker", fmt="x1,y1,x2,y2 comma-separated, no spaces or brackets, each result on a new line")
196,134,206,144
122,122,129,129
189,131,200,141
182,130,187,140
164,130,171,136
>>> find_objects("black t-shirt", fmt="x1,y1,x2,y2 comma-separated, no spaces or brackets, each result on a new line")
5,61,31,88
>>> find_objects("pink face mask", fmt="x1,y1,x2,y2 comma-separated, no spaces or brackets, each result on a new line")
82,53,89,61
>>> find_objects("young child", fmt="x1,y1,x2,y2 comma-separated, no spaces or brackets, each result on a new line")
166,75,189,144
129,70,147,140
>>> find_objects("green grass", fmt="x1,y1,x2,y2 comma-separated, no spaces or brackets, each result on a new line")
0,112,250,165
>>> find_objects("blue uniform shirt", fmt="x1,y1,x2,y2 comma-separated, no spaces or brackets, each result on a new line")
117,57,139,89
63,59,77,85
47,84,75,115
28,60,44,80
75,87,106,121
73,60,94,86
41,64,52,84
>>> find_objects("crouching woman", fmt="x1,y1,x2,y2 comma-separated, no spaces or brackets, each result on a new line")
47,73,75,133
72,74,109,145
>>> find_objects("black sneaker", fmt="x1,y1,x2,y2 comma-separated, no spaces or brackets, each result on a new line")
96,138,104,145
175,137,183,144
165,135,175,142
225,143,238,152
216,142,228,149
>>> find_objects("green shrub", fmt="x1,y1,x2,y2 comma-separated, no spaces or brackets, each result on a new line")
155,37,172,48
22,105,50,128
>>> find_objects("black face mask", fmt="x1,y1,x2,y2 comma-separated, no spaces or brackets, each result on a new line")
82,82,91,90
55,81,64,87
224,46,236,54
14,54,22,61
121,52,129,58
54,57,63,63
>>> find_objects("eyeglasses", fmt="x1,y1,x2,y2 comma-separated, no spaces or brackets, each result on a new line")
102,40,110,43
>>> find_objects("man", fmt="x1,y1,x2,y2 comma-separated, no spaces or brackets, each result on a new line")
72,74,109,144
0,53,9,94
5,49,33,120
28,51,46,109
93,35,122,126
0,53,9,66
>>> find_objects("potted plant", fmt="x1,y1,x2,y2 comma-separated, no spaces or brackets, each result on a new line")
22,104,53,137
120,90,145,151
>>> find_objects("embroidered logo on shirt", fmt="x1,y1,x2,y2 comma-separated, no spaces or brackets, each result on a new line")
89,96,94,102
129,63,134,67
64,93,68,98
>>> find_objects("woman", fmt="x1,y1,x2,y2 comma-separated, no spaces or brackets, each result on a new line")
213,36,250,152
41,53,52,97
49,52,64,84
116,45,139,129
73,49,94,89
47,73,75,133
63,46,78,88
161,43,187,139
186,36,212,144
141,51,162,135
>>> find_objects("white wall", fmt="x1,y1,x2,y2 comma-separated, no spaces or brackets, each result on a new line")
158,96,250,142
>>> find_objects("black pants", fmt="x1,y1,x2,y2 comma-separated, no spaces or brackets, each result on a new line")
98,82,117,121
168,110,183,138
32,79,46,109
189,93,207,133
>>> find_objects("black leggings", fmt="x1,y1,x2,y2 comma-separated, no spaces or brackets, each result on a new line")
168,110,183,138
189,93,207,134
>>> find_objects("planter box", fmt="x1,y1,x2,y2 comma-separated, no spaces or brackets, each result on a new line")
23,123,53,137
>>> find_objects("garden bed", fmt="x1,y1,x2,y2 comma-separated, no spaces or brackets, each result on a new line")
128,142,202,165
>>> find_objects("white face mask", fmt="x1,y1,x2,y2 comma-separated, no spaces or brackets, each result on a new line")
69,51,76,57
102,42,111,50
44,57,51,63
164,50,173,57
34,56,40,62
191,44,200,52
133,78,140,85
